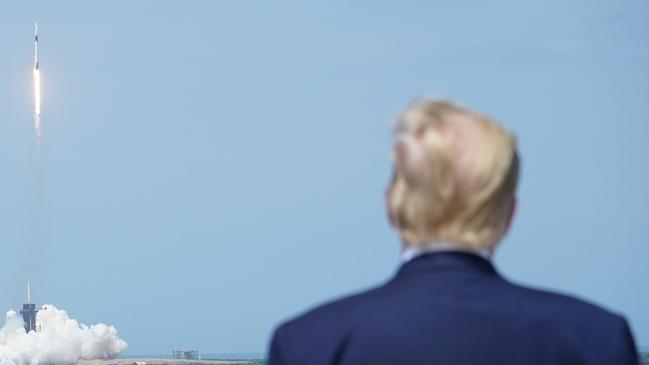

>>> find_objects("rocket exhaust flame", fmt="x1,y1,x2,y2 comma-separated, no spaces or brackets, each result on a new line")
33,69,41,140
33,22,42,145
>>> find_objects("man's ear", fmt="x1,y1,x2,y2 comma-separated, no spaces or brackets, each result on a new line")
505,196,517,232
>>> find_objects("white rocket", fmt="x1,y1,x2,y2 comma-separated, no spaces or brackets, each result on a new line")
33,21,42,142
34,22,39,70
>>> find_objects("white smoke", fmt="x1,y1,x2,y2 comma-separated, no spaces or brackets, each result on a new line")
0,305,127,365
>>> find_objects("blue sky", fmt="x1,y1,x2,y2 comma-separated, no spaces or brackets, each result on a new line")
0,0,648,355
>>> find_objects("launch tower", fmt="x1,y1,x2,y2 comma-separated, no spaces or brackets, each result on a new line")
19,282,38,333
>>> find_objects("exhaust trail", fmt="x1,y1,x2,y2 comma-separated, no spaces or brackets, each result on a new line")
33,22,42,145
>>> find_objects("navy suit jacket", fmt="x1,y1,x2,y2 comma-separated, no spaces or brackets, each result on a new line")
268,252,638,365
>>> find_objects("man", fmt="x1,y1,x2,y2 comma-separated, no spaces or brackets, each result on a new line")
268,98,638,365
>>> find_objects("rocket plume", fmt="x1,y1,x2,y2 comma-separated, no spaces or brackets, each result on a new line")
33,22,42,145
33,69,41,143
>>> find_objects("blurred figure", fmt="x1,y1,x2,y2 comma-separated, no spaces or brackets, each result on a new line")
268,98,638,365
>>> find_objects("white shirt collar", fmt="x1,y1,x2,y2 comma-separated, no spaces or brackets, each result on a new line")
401,241,492,264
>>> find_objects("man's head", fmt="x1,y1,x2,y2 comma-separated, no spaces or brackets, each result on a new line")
387,98,519,252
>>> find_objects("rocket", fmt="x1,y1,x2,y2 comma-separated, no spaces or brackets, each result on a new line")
33,21,42,143
34,22,39,70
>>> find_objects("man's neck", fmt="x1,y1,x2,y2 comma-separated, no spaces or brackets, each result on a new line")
401,241,492,263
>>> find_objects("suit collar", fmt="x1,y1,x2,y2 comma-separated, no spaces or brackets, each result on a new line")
395,251,499,279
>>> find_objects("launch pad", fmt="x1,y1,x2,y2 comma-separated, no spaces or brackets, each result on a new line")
76,359,262,365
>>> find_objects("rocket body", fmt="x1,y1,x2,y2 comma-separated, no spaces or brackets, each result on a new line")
34,22,39,70
33,21,42,143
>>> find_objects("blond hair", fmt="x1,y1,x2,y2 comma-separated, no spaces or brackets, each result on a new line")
387,98,519,250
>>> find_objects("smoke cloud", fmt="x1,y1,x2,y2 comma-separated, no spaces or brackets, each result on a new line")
0,305,127,365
